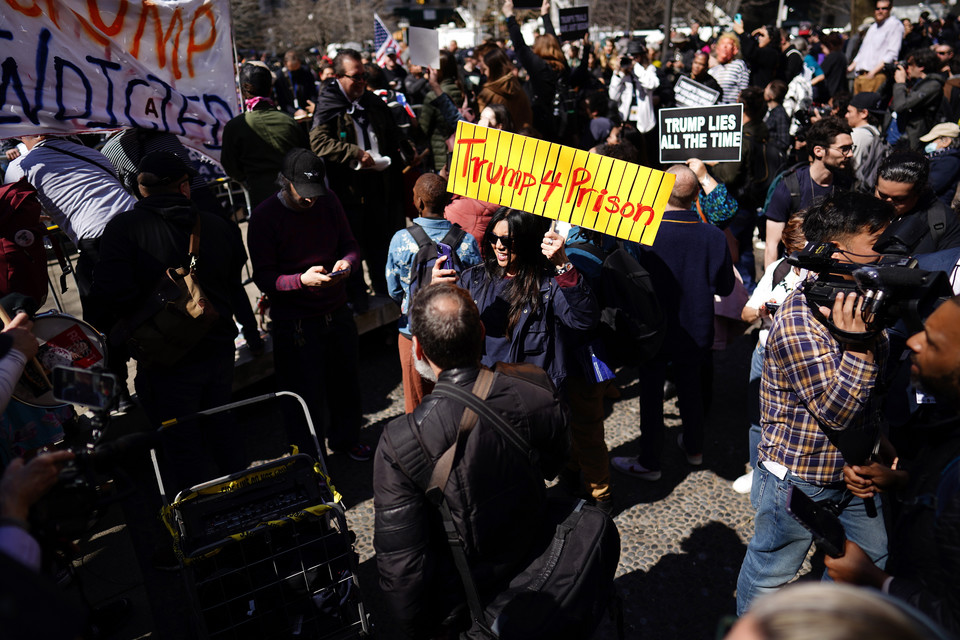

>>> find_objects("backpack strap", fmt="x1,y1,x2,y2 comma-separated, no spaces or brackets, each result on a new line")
427,368,499,501
39,142,119,180
928,203,947,246
784,167,802,215
426,368,502,635
406,223,431,248
771,259,792,288
440,223,466,251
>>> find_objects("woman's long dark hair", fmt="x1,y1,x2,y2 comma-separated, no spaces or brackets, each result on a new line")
483,208,551,334
438,50,466,98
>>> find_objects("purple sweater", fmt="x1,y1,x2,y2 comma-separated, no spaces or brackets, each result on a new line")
248,191,361,320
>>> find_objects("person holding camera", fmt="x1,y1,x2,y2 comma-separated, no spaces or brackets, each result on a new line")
736,191,897,615
823,295,960,636
609,39,659,164
891,48,946,151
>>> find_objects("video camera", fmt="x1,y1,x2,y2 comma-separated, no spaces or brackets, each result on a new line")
787,242,954,340
30,367,156,544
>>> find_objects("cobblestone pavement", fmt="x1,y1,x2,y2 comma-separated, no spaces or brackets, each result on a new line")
326,326,760,640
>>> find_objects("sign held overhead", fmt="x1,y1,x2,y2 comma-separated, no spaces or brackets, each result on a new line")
558,7,590,41
658,104,744,164
447,122,675,245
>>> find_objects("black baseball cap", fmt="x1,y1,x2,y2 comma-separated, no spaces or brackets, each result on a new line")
281,149,328,198
849,92,885,114
137,151,198,187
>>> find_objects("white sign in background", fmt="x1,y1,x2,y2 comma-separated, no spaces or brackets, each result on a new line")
0,0,238,161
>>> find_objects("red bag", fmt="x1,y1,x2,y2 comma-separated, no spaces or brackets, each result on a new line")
0,178,48,305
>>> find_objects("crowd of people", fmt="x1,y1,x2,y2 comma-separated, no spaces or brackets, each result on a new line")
2,0,960,637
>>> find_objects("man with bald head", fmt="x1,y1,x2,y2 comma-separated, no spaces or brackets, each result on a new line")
386,173,481,412
611,164,735,481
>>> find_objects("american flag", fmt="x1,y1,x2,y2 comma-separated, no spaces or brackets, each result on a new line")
374,13,398,67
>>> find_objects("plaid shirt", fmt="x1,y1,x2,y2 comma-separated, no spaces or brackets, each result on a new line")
758,285,888,485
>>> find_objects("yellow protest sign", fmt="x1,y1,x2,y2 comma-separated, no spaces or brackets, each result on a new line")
446,122,675,245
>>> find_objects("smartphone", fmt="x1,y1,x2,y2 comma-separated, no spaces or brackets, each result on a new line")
437,242,455,269
329,269,348,277
764,302,780,314
734,13,742,22
785,486,846,557
52,365,117,411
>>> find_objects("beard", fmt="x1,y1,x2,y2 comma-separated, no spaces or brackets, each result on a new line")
913,362,960,408
412,343,438,383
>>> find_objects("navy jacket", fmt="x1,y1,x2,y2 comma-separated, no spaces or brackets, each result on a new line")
630,209,734,353
457,264,598,388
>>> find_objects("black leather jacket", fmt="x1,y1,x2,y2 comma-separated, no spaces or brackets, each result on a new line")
373,364,569,638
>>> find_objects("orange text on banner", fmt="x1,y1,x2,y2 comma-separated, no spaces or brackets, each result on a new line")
445,122,675,245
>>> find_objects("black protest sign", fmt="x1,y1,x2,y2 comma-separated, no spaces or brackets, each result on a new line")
673,75,720,108
558,7,590,40
658,104,743,164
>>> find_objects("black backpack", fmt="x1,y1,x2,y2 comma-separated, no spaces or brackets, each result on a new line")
737,128,785,211
407,223,466,303
565,239,665,366
762,161,808,217
855,133,890,193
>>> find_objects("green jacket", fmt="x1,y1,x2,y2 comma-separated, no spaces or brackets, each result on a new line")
220,106,309,209
420,79,463,171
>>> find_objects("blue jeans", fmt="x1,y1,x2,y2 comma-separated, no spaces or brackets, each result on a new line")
736,464,888,615
747,343,764,468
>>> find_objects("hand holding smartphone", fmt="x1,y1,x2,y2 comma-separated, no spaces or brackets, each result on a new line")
437,242,455,270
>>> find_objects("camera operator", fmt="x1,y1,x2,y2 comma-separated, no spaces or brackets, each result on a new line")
737,191,896,614
873,150,960,255
824,295,960,635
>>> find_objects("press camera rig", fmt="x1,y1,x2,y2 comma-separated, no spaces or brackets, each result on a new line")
786,242,954,341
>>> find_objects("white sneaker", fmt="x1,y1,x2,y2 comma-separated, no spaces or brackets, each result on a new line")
611,456,662,481
732,470,754,494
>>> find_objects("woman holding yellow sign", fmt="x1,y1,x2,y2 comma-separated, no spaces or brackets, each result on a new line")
432,208,598,389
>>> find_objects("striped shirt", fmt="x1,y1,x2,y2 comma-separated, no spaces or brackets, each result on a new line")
758,285,888,485
708,59,750,105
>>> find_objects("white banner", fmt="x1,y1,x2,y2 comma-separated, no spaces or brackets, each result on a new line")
0,0,238,161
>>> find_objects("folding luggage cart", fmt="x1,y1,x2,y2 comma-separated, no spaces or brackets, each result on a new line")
152,391,371,639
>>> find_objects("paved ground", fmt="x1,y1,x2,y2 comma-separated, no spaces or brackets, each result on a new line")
52,321,764,639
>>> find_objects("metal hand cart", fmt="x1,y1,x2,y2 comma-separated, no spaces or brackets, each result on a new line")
151,392,371,639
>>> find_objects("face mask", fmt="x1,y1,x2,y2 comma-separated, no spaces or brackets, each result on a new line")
924,141,939,154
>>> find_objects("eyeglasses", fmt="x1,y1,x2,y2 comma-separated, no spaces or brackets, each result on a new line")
936,50,952,56
342,72,368,82
875,5,891,11
485,232,514,250
829,144,854,155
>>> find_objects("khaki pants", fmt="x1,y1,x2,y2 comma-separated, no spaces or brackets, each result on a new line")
854,72,887,95
565,375,612,501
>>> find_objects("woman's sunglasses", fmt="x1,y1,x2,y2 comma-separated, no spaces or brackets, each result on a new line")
485,232,514,250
